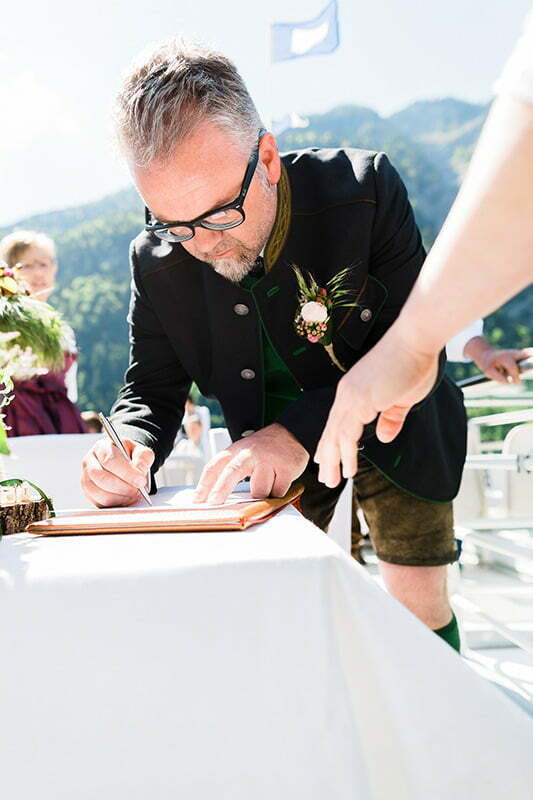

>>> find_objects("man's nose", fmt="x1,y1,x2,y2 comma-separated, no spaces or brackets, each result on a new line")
193,226,224,251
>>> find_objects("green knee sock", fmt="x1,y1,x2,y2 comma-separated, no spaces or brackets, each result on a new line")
433,612,461,653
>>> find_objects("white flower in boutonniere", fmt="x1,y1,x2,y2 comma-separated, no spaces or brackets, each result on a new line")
301,301,329,324
293,265,360,371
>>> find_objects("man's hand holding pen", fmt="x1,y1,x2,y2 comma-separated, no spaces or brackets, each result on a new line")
81,436,154,507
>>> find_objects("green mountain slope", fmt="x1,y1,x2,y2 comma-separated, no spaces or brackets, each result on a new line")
389,97,489,181
278,104,454,242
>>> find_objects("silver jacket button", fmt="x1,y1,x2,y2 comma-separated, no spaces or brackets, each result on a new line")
241,429,255,438
240,368,256,380
234,303,249,316
360,308,372,322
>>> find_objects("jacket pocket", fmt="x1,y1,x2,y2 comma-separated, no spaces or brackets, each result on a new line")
334,275,388,354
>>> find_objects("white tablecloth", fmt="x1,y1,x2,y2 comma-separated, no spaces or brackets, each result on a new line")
1,507,531,799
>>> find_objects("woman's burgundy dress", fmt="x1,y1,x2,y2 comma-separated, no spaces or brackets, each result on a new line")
5,353,87,436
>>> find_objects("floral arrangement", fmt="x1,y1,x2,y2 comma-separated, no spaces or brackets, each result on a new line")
0,261,67,455
293,265,359,371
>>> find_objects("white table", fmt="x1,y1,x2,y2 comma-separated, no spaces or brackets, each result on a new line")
1,507,532,799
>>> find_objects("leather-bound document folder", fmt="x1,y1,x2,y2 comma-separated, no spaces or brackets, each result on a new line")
27,484,304,535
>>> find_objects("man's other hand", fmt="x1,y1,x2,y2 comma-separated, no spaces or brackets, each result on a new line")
81,437,155,507
193,423,309,505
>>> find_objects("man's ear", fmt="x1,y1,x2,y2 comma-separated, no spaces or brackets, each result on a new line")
259,132,281,186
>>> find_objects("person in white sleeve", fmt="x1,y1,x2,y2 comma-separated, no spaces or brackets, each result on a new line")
447,320,533,383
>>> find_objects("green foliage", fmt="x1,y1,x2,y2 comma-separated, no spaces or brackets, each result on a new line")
465,399,533,445
0,375,12,454
0,425,8,455
0,295,65,370
53,274,130,413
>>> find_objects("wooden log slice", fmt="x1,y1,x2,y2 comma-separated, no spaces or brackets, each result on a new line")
0,500,51,536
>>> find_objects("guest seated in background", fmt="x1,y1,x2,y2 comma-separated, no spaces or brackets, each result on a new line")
0,230,87,436
175,413,205,460
81,411,103,433
175,393,203,444
184,394,197,419
447,319,533,383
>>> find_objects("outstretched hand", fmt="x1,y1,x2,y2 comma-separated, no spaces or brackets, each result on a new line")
314,331,439,487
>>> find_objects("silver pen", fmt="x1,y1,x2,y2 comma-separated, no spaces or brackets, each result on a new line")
98,413,153,506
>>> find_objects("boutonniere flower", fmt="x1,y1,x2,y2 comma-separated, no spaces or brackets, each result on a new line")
293,265,359,372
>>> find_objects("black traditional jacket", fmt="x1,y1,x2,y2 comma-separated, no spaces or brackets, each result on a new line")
111,148,466,502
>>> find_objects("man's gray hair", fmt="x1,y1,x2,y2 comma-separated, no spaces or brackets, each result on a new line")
115,39,263,167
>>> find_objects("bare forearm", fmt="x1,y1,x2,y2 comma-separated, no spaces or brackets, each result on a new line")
462,335,491,365
395,95,533,356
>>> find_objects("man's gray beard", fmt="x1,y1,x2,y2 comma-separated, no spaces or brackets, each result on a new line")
205,180,277,283
211,248,260,283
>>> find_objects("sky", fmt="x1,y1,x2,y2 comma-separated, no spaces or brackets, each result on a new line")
1,0,531,225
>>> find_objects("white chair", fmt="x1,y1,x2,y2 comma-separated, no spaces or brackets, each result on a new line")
207,427,232,460
453,424,488,525
0,433,102,510
327,478,353,552
156,405,213,487
502,423,533,518
192,405,211,458
155,453,205,488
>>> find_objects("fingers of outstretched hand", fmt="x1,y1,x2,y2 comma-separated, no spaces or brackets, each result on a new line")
340,435,358,480
375,405,411,443
316,414,344,487
316,402,363,487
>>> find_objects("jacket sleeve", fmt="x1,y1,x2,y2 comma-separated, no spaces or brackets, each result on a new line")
276,152,442,456
110,241,191,475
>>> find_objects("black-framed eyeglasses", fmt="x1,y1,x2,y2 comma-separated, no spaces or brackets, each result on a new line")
144,128,267,243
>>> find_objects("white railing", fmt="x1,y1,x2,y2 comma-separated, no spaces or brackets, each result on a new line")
464,397,533,408
459,357,533,409
454,594,533,656
467,408,533,427
465,453,533,472
456,364,533,657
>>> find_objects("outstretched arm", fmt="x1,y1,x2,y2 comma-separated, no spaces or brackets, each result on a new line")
316,93,533,487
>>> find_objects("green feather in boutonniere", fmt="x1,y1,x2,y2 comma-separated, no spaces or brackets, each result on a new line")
293,265,359,372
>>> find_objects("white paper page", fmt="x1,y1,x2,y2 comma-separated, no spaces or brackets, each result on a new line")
56,483,260,516
129,482,262,511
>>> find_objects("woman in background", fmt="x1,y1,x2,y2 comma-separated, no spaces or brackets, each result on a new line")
0,230,86,436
